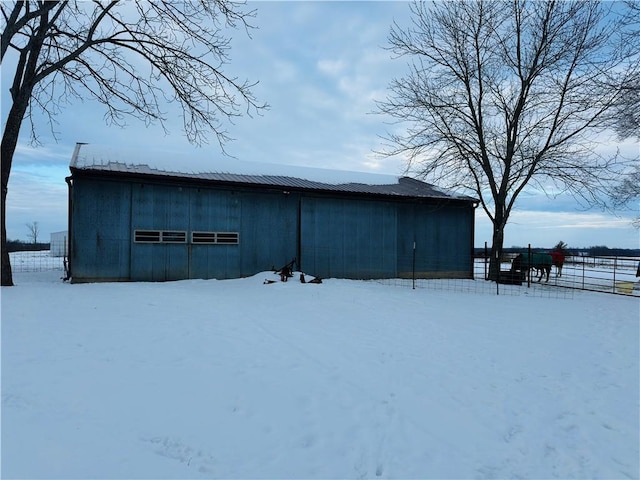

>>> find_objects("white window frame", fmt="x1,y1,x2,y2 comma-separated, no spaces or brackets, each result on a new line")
134,230,161,243
161,230,187,243
134,230,187,243
191,231,239,245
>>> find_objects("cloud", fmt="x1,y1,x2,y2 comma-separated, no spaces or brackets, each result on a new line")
317,59,347,77
13,144,75,167
6,168,68,239
510,211,633,229
476,209,639,249
2,1,636,250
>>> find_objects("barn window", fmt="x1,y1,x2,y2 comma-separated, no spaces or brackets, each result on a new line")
134,230,161,243
161,231,187,243
134,230,187,243
216,232,239,244
191,231,217,244
192,231,239,245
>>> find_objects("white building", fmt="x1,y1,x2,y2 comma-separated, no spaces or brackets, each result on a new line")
50,231,68,257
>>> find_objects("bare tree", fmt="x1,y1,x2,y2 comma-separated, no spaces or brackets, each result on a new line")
612,1,640,139
378,0,638,279
614,78,640,139
610,163,640,228
26,221,39,244
599,2,640,229
1,1,266,286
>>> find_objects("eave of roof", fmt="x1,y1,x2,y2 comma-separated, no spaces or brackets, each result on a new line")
69,143,478,203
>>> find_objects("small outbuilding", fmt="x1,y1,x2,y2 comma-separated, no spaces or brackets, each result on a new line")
66,143,478,283
50,230,69,257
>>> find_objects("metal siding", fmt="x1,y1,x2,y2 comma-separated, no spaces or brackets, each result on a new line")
435,205,473,273
239,192,298,276
396,205,417,276
131,184,189,281
301,197,397,279
398,203,473,277
72,173,474,283
71,179,131,281
189,189,241,279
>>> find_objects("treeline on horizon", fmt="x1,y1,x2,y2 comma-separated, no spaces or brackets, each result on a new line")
6,240,51,252
474,246,640,257
6,238,639,257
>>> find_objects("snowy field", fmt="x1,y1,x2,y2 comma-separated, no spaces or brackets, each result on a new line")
2,266,639,479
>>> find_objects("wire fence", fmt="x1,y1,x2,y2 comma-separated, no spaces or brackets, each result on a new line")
9,249,66,273
564,255,640,296
378,255,640,299
8,244,640,298
376,257,573,299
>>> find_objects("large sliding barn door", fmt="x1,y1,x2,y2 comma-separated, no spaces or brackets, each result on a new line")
188,189,241,279
300,197,397,279
130,184,189,281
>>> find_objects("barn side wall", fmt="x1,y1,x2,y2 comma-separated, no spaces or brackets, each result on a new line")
300,196,398,279
70,175,474,282
397,203,474,279
71,179,132,281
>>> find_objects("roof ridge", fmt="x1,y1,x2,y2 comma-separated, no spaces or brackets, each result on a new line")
70,143,477,202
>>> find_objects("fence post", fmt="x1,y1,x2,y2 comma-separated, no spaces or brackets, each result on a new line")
495,248,500,296
412,240,416,290
527,244,532,288
484,241,488,281
612,257,617,293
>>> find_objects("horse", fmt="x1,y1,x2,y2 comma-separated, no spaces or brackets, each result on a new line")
511,252,553,283
550,250,566,277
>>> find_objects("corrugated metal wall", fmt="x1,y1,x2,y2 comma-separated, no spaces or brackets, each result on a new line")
71,177,473,282
397,203,474,278
71,179,131,281
300,197,397,279
131,183,189,281
239,192,298,276
189,188,241,280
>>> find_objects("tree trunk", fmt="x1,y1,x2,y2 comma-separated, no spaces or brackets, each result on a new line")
488,206,507,282
1,197,12,286
1,93,31,286
2,3,57,286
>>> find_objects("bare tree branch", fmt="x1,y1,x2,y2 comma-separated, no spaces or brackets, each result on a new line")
378,0,637,278
25,221,39,244
1,0,267,286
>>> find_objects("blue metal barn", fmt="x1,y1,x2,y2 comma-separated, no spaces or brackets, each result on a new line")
67,144,478,283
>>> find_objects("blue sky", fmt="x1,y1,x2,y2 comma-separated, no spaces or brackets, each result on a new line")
2,1,639,249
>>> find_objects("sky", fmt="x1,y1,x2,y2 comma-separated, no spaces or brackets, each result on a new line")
2,1,639,249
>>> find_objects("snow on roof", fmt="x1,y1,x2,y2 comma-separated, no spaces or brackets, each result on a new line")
70,143,476,202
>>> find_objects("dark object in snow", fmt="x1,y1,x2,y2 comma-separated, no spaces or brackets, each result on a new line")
264,279,277,285
275,258,296,282
497,270,522,286
62,256,71,282
300,272,322,284
280,266,292,282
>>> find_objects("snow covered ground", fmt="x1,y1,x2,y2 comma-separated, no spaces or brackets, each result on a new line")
2,268,639,479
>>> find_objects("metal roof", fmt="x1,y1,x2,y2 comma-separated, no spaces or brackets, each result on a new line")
70,143,477,203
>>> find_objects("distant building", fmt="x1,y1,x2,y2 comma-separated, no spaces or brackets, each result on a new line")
50,231,68,257
66,143,478,283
